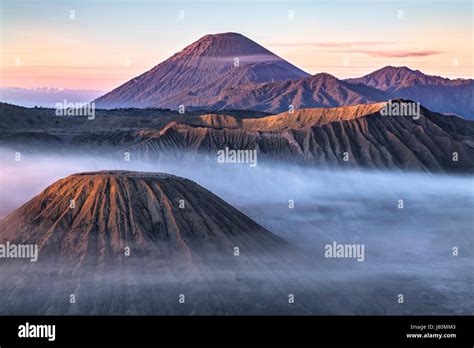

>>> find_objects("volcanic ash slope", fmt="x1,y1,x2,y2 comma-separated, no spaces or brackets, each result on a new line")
0,171,316,314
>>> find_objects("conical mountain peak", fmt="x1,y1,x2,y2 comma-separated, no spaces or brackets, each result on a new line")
176,32,274,58
0,171,286,266
94,33,309,109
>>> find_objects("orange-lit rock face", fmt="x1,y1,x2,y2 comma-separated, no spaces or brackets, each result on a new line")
1,100,472,173
124,102,474,173
196,103,387,131
0,171,286,268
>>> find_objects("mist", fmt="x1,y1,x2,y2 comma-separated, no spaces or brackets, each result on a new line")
0,148,473,314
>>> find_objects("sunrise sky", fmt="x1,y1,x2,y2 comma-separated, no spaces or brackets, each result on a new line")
1,0,472,91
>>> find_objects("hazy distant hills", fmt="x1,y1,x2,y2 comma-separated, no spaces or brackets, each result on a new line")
93,33,473,119
0,87,104,108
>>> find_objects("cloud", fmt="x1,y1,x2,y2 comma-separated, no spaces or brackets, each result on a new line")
268,41,391,48
268,42,442,59
364,50,442,58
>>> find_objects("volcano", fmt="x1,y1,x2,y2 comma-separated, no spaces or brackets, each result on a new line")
94,34,473,118
0,171,287,267
200,72,387,112
94,32,309,109
346,66,474,119
0,171,312,315
346,66,472,92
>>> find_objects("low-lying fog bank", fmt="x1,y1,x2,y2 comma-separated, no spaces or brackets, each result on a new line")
0,148,472,314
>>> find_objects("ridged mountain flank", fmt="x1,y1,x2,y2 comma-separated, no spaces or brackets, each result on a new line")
94,33,309,109
0,171,287,267
0,172,310,315
123,101,474,173
200,73,387,112
346,66,474,118
94,35,473,118
346,66,472,91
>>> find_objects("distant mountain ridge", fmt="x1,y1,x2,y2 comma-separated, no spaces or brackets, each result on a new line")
116,100,474,173
195,72,388,112
346,66,474,118
94,33,473,119
346,66,472,91
1,100,473,173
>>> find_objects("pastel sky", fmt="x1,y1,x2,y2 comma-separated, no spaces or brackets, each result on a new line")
1,0,472,90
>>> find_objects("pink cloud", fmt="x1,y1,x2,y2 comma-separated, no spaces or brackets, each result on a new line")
365,50,442,58
269,42,442,59
268,41,391,48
